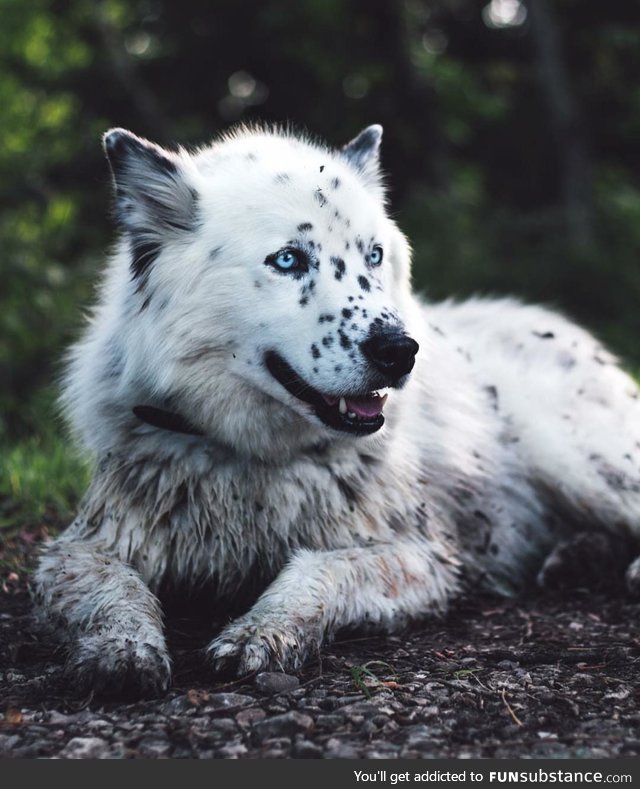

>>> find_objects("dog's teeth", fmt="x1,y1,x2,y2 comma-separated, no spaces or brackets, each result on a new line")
347,411,357,419
339,397,347,415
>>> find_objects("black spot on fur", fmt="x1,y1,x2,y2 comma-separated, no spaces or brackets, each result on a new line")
254,280,262,289
558,351,576,370
342,308,353,319
598,464,640,493
319,313,335,323
334,364,342,372
319,165,325,173
485,385,499,411
474,510,492,526
314,189,327,207
331,256,346,281
331,177,341,190
131,236,161,282
209,246,222,261
533,331,555,339
355,237,365,254
358,275,371,292
338,331,352,350
274,172,290,184
311,344,321,359
139,293,152,312
297,222,313,232
345,241,350,251
299,296,308,306
348,296,354,302
313,367,319,374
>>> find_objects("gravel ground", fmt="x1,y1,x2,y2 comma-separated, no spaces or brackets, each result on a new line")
2,545,639,760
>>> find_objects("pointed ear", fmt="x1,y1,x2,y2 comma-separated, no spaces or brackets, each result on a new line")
340,124,383,183
103,128,198,281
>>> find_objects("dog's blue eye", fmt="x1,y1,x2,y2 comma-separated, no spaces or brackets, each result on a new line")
266,248,308,274
369,245,383,267
275,251,297,269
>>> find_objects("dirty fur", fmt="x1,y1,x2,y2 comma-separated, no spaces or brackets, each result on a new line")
33,124,640,696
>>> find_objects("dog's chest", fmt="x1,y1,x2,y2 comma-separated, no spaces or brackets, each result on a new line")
128,451,392,593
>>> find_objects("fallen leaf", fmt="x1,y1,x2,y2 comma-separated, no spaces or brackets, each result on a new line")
4,707,23,724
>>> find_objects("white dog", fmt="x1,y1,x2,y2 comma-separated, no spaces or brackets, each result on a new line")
34,124,640,697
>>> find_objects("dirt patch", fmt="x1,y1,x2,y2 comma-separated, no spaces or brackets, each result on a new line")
1,538,639,759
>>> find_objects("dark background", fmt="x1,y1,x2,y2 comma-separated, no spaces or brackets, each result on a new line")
2,0,639,445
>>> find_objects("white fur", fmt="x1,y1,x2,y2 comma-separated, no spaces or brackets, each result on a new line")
33,124,640,695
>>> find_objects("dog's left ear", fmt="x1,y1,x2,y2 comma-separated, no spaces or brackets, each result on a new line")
340,125,383,184
103,128,198,280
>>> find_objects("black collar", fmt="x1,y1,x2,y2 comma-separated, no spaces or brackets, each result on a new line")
133,405,204,436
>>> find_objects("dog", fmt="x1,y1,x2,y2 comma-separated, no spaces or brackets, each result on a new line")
33,123,640,697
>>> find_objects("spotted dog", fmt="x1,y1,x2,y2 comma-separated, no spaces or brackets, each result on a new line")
34,124,640,697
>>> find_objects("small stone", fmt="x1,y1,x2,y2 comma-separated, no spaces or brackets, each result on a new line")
218,741,248,759
292,740,324,758
208,718,238,734
325,738,361,759
315,714,345,729
236,707,266,728
0,734,21,755
205,692,254,710
58,737,110,759
137,737,171,757
253,711,314,740
404,724,432,747
255,672,300,695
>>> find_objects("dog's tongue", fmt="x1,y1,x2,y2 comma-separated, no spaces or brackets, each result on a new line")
345,394,387,418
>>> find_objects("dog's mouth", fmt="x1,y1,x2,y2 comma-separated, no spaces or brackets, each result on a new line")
265,351,387,435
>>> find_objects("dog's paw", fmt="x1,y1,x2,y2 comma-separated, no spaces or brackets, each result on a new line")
206,614,321,676
66,632,171,699
625,555,640,597
536,532,629,592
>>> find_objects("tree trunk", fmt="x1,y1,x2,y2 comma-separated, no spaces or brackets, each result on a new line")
525,0,594,248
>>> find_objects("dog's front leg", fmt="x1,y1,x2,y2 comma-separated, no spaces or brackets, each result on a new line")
34,539,171,697
207,537,459,675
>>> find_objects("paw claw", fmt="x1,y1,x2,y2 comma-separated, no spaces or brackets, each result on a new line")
206,615,319,676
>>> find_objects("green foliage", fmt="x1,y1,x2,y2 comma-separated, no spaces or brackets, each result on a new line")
350,660,398,697
0,390,90,532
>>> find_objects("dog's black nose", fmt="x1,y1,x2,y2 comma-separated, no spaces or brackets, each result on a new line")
361,332,419,381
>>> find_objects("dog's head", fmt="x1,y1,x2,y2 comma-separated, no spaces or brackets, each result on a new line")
94,125,420,457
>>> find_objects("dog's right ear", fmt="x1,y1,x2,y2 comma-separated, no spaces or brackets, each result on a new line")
103,129,199,281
